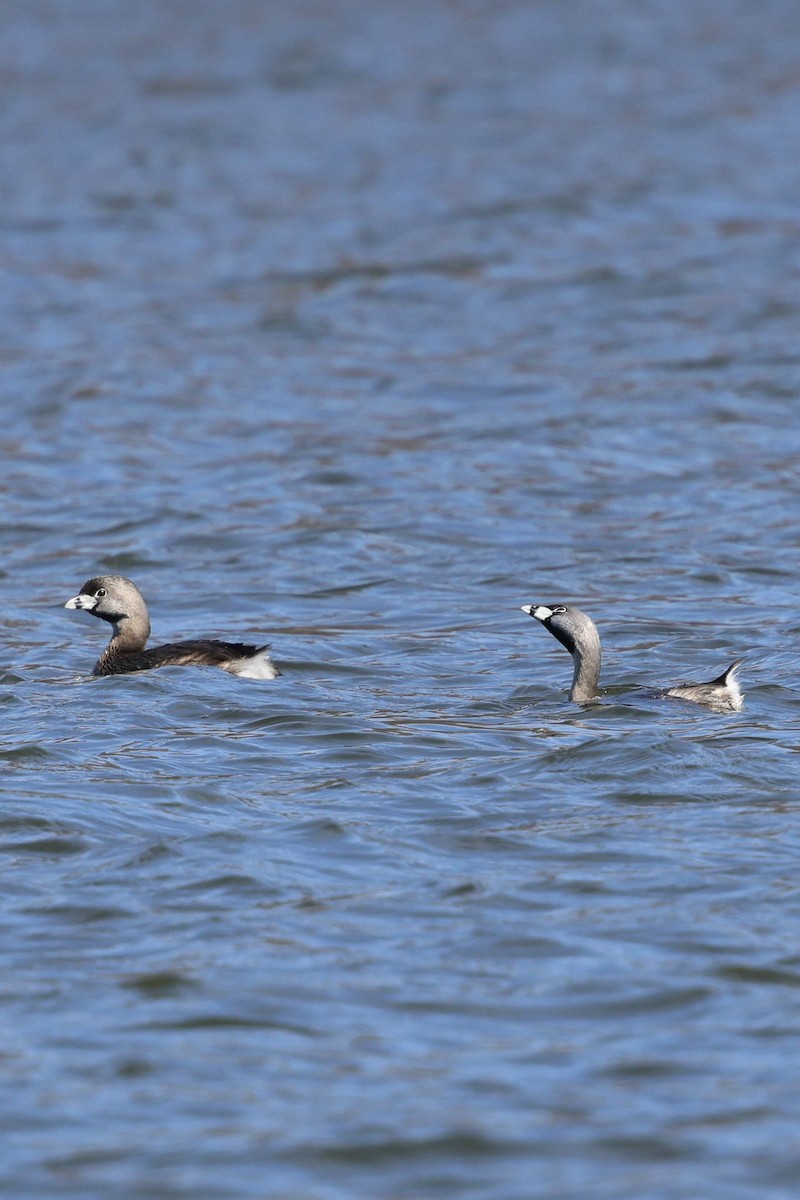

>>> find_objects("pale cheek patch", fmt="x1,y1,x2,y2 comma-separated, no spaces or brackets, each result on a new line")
532,606,554,621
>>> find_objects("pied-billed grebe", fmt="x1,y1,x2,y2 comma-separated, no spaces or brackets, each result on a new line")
521,603,742,711
65,574,280,679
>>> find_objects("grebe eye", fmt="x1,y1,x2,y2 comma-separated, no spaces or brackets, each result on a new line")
96,588,106,597
552,606,567,614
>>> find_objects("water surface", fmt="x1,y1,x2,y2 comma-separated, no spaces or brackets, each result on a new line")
2,2,800,1198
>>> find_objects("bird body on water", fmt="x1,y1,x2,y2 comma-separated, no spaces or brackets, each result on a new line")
65,575,280,680
521,603,743,711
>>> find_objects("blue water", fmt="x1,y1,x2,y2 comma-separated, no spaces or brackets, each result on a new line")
3,1,800,1197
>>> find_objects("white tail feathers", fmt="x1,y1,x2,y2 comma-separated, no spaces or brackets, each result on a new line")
222,648,281,680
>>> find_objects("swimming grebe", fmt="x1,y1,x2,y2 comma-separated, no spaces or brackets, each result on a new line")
521,603,742,711
65,575,280,679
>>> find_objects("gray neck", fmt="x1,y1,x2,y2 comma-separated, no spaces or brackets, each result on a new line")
109,611,150,654
568,626,601,703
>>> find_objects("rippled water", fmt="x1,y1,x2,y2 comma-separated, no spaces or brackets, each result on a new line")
3,1,800,1197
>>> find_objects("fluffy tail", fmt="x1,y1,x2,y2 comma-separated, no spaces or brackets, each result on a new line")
222,646,281,680
708,658,743,686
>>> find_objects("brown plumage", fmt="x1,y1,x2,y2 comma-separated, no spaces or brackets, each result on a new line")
521,603,743,711
65,575,280,679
